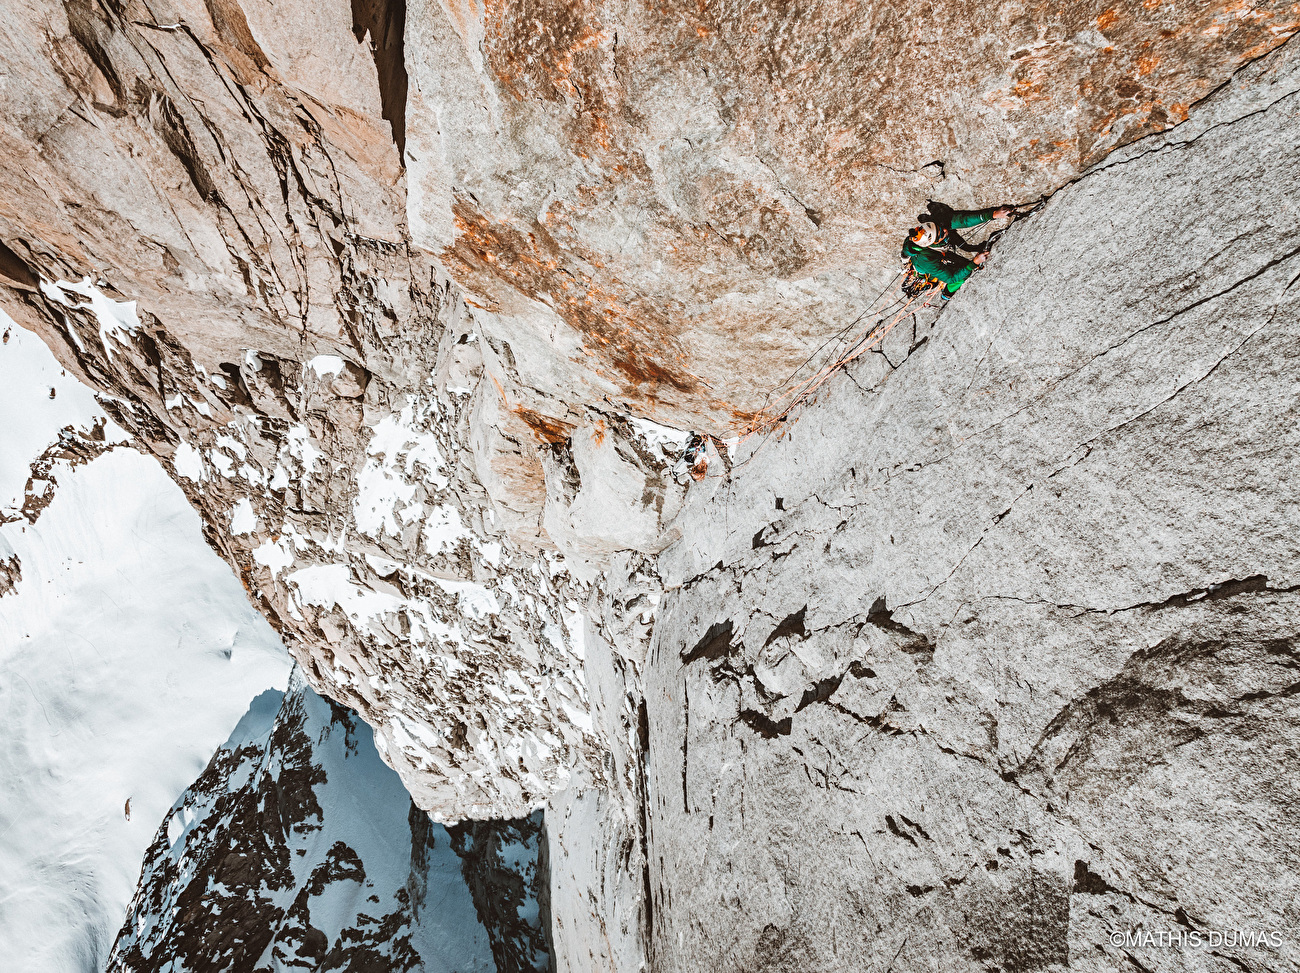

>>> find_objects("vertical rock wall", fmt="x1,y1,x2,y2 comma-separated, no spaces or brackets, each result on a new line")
637,42,1300,973
1,2,1298,968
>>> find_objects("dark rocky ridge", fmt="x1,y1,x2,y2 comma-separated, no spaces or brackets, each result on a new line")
109,673,552,972
447,814,556,973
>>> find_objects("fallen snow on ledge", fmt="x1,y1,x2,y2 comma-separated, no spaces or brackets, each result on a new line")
0,319,113,514
38,277,141,362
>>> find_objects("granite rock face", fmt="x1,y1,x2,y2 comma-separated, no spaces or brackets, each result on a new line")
640,44,1300,973
405,0,1300,429
1,0,1298,968
0,0,615,822
0,0,1295,828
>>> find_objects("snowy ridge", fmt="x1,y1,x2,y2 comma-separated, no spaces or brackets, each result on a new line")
108,671,539,972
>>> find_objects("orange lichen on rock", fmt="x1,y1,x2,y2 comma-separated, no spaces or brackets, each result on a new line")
514,406,576,444
415,0,1300,428
444,196,698,396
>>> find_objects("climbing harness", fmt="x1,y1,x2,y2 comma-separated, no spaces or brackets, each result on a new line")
902,265,944,300
900,207,1017,303
673,433,709,482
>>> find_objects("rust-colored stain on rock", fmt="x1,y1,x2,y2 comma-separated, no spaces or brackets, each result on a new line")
514,405,577,444
424,0,1299,426
444,196,699,395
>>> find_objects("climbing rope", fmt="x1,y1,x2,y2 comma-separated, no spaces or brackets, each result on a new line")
680,204,1035,480
738,284,935,441
672,278,941,481
732,206,1038,451
759,271,904,408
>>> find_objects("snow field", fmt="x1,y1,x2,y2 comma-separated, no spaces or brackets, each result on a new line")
0,310,290,972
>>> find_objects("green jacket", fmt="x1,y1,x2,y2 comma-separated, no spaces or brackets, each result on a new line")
901,208,996,292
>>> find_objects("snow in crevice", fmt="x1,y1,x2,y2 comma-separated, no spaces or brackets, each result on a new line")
172,441,205,482
38,277,141,362
307,354,346,377
285,423,324,475
625,412,691,453
229,497,257,535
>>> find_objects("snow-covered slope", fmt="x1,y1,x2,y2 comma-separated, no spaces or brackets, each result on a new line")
0,311,292,972
2,309,555,972
0,318,106,515
108,671,551,972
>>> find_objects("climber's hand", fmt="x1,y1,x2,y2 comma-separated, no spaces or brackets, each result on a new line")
992,207,1013,219
973,251,989,266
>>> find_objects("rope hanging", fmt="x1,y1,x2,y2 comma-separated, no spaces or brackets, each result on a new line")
739,283,937,441
673,277,942,482
688,204,1038,477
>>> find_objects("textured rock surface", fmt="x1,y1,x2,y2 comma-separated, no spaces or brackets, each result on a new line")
2,0,1295,829
542,620,650,973
546,780,646,973
2,0,1299,967
0,0,615,822
406,0,1300,426
640,42,1300,972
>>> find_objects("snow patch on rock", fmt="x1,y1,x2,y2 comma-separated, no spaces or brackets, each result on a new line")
39,278,141,362
228,498,256,535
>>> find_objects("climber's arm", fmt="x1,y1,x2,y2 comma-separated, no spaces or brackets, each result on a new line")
942,259,977,293
949,208,997,230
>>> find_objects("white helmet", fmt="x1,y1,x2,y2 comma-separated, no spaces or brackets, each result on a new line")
910,222,938,247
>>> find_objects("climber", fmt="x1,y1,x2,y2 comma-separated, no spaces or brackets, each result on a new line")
901,205,1013,300
673,433,732,483
674,433,710,483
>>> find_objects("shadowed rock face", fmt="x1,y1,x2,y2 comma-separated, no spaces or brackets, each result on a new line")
447,812,556,972
108,674,552,972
